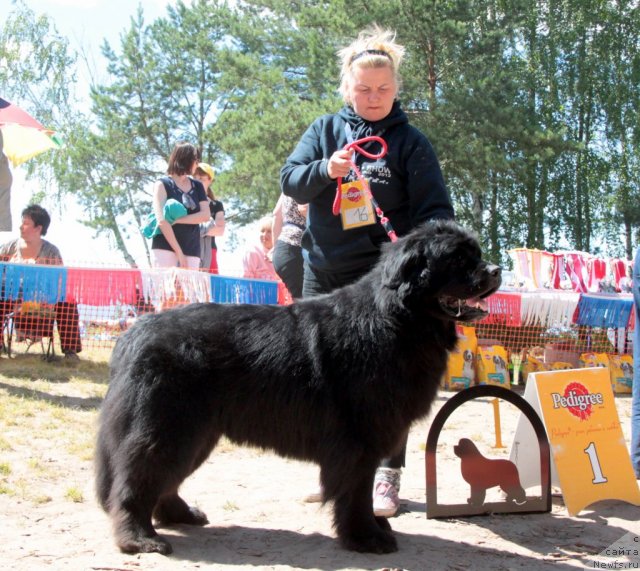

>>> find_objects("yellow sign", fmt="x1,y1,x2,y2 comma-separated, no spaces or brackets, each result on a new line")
529,368,640,515
339,180,375,230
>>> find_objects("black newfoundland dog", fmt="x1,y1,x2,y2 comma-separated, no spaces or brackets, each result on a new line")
95,219,501,555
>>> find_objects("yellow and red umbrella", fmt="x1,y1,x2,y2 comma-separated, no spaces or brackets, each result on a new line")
0,97,61,167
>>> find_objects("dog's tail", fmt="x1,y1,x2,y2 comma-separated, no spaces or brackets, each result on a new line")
94,423,113,512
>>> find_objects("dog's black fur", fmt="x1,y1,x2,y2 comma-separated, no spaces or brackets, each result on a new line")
95,219,501,555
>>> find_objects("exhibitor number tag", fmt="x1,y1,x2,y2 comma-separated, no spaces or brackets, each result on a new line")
339,180,375,230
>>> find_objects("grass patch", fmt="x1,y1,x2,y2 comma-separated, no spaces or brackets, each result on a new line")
27,457,43,471
65,487,84,503
66,438,95,461
223,500,239,511
0,351,109,504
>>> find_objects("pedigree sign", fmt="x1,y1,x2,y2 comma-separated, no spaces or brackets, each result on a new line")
528,367,640,515
550,383,603,420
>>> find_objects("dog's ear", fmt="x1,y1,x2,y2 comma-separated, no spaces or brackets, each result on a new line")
380,236,431,293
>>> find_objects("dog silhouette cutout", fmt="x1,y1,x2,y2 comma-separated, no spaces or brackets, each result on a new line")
453,438,526,506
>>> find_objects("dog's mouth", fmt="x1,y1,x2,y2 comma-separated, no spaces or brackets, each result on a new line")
438,293,492,321
436,262,502,322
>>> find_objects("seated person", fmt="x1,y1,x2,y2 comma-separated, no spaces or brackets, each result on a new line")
242,215,279,281
0,204,82,360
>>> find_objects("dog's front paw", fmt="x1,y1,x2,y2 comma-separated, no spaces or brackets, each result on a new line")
375,515,393,531
340,528,398,554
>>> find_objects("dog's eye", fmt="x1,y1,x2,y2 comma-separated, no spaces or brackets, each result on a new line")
450,253,471,269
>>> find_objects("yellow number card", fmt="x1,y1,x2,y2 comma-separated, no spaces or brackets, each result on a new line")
532,367,640,515
339,180,375,230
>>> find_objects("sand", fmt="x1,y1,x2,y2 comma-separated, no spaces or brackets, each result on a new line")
1,387,638,571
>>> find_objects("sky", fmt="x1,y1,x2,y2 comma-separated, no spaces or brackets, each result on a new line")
24,0,173,102
2,0,251,274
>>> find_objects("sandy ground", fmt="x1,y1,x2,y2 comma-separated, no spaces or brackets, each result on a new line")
1,385,639,571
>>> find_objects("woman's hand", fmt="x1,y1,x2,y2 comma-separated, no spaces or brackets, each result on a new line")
327,149,354,179
176,251,188,268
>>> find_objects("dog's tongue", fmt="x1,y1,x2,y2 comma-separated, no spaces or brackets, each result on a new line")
466,297,488,311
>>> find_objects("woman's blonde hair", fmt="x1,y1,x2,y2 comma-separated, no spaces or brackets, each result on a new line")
258,215,273,231
338,25,405,105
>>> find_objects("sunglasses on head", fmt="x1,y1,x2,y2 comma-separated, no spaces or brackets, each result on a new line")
181,191,196,210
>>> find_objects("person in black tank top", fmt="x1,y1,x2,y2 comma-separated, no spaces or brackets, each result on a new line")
150,142,210,270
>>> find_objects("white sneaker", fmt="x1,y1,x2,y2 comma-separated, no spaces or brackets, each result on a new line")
373,467,401,517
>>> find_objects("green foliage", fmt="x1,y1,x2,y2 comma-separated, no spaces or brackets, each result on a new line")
0,0,76,123
0,0,77,186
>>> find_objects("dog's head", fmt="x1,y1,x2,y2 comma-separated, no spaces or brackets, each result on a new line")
378,219,501,321
621,362,633,376
453,438,478,458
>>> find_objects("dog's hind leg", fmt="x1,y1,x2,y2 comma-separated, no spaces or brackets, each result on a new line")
154,491,209,527
325,461,398,554
108,434,218,554
94,431,114,512
153,435,221,527
109,476,173,555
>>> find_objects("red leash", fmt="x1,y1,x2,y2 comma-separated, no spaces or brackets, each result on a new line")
331,136,398,242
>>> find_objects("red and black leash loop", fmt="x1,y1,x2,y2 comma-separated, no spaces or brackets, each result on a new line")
331,136,398,242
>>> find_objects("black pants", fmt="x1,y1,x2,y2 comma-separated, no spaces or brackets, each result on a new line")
303,261,406,469
273,240,304,299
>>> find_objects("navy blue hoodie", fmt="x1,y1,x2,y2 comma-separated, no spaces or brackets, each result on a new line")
280,102,454,273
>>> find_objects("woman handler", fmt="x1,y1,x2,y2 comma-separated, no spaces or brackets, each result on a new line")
280,25,455,517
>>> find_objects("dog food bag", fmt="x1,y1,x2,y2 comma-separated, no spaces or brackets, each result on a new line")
579,352,610,370
608,353,633,394
521,354,547,383
549,361,574,371
476,345,510,388
445,326,478,390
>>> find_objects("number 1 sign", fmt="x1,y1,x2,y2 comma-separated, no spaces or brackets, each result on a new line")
512,367,640,516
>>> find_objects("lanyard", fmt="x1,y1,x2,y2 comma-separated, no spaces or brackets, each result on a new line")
345,123,354,145
331,128,398,242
